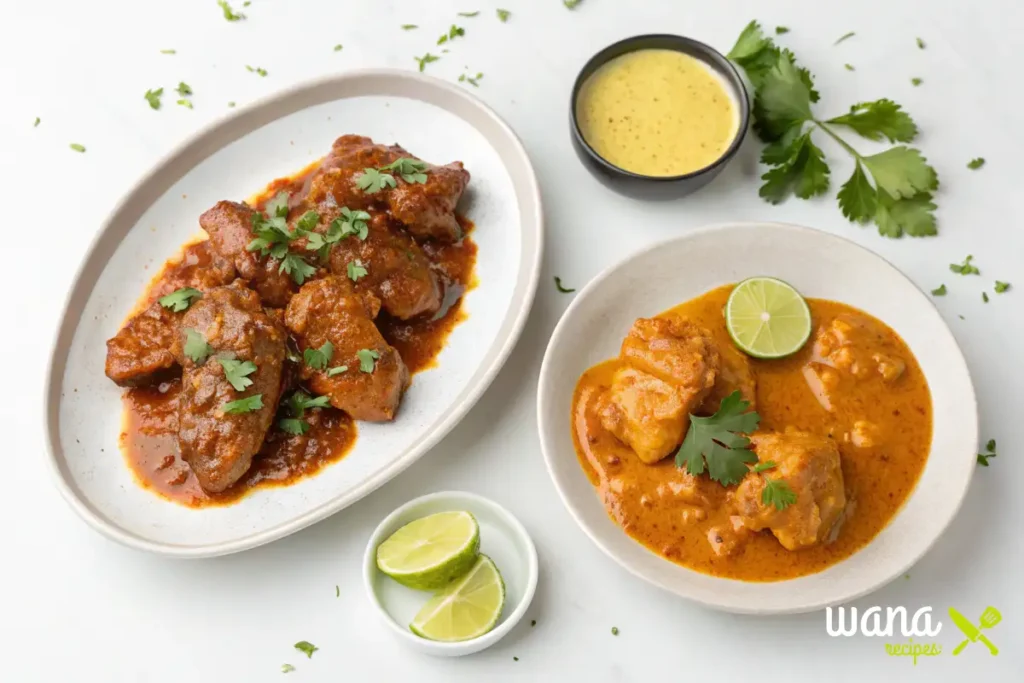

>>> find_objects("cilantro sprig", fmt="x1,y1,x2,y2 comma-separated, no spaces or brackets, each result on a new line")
728,21,939,238
306,207,369,261
675,391,760,486
751,460,797,510
356,158,429,194
158,287,202,312
977,439,997,467
218,357,257,391
245,192,317,284
278,391,332,436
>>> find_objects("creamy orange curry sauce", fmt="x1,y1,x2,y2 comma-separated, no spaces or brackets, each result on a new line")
572,285,931,581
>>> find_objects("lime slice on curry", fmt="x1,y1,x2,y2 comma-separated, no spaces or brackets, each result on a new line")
376,511,480,590
725,277,812,359
409,554,505,642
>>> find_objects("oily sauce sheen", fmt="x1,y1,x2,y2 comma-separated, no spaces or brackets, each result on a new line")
120,167,477,508
572,286,932,581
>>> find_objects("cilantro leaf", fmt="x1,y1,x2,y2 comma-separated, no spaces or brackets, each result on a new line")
223,394,263,414
874,191,937,238
753,54,813,141
758,133,829,202
995,281,1011,293
303,341,334,370
728,21,771,62
278,252,317,285
183,329,213,364
675,391,760,486
826,99,918,143
381,158,429,184
355,168,397,194
497,9,511,22
278,418,310,436
347,259,368,282
219,358,257,391
295,210,320,234
931,284,947,296
144,88,164,110
158,287,202,312
357,348,380,373
326,365,348,377
554,276,575,293
217,0,245,21
949,255,980,275
294,641,318,659
967,157,985,170
837,162,878,223
862,147,938,200
176,82,192,96
266,192,290,218
762,478,798,510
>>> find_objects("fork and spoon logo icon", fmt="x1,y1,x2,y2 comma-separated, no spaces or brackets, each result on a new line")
948,606,1001,656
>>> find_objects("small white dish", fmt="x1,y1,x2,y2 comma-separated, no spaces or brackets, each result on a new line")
43,69,543,557
537,222,978,614
363,491,538,657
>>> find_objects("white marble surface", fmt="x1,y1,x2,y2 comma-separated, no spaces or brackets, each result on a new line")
2,1,1021,681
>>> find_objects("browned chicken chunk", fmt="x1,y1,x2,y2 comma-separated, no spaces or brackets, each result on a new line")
177,282,288,493
732,429,847,550
698,343,757,415
284,276,409,422
105,302,180,387
199,200,299,308
310,135,469,243
325,213,441,320
601,317,720,464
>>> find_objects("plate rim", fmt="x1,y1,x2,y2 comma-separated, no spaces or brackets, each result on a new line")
536,221,978,614
42,68,544,558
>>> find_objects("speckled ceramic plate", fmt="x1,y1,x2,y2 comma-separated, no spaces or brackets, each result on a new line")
537,222,977,614
43,70,543,557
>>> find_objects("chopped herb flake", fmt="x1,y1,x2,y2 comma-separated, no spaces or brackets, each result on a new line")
911,77,923,86
967,157,985,170
844,63,855,71
401,24,418,30
835,31,856,45
144,87,164,110
930,284,946,296
176,82,193,96
218,0,246,21
982,291,990,303
160,49,176,54
564,0,584,8
458,11,479,17
949,255,980,275
916,37,926,49
70,143,86,153
611,626,619,635
775,26,790,34
334,44,343,51
246,65,268,76
33,117,40,127
497,9,511,22
415,52,440,71
294,641,318,659
357,348,380,373
995,281,1011,293
281,664,295,674
554,276,575,293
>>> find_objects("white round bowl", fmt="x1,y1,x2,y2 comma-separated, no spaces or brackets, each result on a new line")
363,491,538,656
536,222,977,614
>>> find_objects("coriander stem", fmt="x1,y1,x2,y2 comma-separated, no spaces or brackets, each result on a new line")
812,120,863,162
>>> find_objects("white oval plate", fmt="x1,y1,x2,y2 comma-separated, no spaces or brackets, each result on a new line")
44,70,543,557
363,491,538,657
537,222,977,614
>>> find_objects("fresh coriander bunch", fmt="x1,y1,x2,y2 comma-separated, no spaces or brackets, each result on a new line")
727,21,939,238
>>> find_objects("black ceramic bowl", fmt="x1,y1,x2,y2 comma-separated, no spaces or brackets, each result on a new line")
570,34,750,200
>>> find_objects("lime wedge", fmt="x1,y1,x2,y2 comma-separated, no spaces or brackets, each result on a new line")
410,554,505,642
725,277,812,359
376,511,480,590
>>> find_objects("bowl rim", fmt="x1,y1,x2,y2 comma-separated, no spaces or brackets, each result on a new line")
569,33,751,182
41,68,544,558
362,491,539,656
536,221,978,614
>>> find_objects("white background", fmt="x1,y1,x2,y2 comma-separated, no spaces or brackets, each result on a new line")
2,1,1021,681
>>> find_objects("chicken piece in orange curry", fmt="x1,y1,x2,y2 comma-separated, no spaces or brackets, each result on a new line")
572,285,931,581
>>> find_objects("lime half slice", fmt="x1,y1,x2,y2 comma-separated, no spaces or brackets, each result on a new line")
410,554,506,642
376,511,480,591
725,277,812,359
